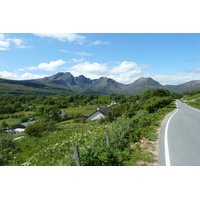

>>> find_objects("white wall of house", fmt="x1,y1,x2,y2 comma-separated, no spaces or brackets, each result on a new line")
91,112,105,120
87,111,105,121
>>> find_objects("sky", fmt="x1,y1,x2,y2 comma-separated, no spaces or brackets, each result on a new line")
1,33,200,85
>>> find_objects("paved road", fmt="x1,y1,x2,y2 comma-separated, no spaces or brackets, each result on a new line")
159,100,200,166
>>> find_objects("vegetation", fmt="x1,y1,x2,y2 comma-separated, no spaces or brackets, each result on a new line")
182,90,200,109
0,89,176,166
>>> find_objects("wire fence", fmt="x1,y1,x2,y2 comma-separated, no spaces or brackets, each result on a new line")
59,120,131,166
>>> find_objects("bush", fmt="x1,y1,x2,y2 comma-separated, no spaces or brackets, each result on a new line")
45,120,58,131
0,136,20,166
1,121,8,128
1,137,16,150
21,117,30,123
145,97,173,113
25,119,58,137
80,147,127,166
25,121,47,137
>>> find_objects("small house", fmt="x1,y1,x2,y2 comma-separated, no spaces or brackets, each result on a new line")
87,107,111,121
108,100,118,107
13,120,38,129
60,110,67,117
14,128,25,133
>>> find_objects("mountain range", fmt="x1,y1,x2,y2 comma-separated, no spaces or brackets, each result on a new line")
0,72,200,95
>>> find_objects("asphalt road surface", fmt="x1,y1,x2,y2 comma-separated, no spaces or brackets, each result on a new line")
159,100,200,166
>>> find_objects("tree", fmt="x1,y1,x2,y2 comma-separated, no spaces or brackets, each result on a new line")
25,121,47,137
1,121,8,129
37,105,61,122
141,89,171,100
145,96,173,113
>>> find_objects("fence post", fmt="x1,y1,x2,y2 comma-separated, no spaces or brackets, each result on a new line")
74,145,81,166
120,123,123,132
127,122,129,128
105,130,110,148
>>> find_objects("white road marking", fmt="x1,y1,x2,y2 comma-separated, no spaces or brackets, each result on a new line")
164,101,179,166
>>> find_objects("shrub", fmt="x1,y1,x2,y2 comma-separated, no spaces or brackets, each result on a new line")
21,117,30,123
145,97,173,113
0,136,20,166
25,119,58,137
25,121,47,137
45,119,57,131
1,137,16,150
1,121,8,128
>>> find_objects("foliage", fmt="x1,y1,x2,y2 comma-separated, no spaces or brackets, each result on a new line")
21,117,30,123
0,135,20,165
79,103,173,166
144,96,173,113
1,121,8,128
140,89,171,100
25,121,47,137
107,103,137,122
80,126,131,166
25,119,58,137
36,105,61,122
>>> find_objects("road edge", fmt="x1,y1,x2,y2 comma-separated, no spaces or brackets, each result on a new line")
164,103,178,166
158,100,178,166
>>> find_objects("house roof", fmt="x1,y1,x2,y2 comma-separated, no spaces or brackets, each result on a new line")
98,107,111,116
60,110,66,116
14,120,38,128
20,120,38,127
87,107,111,121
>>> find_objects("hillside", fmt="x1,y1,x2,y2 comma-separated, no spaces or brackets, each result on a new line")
1,72,200,95
164,80,200,93
126,77,165,95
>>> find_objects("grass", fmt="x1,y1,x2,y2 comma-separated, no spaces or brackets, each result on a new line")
0,111,36,127
187,101,200,110
60,119,74,124
3,119,119,166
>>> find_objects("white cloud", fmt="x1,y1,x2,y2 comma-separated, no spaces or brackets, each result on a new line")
0,47,9,50
34,33,86,44
27,59,66,71
20,73,46,80
69,62,108,79
71,58,85,63
0,33,27,50
110,61,140,74
74,52,91,56
0,71,19,79
60,50,91,56
68,61,146,82
89,40,110,46
107,61,148,83
8,38,25,48
0,71,46,80
190,67,200,72
18,68,25,71
143,72,200,85
0,34,11,50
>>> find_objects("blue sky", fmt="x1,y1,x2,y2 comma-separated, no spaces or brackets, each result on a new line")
1,33,200,85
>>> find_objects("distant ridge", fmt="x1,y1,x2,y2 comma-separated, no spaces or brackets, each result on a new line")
1,72,200,95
